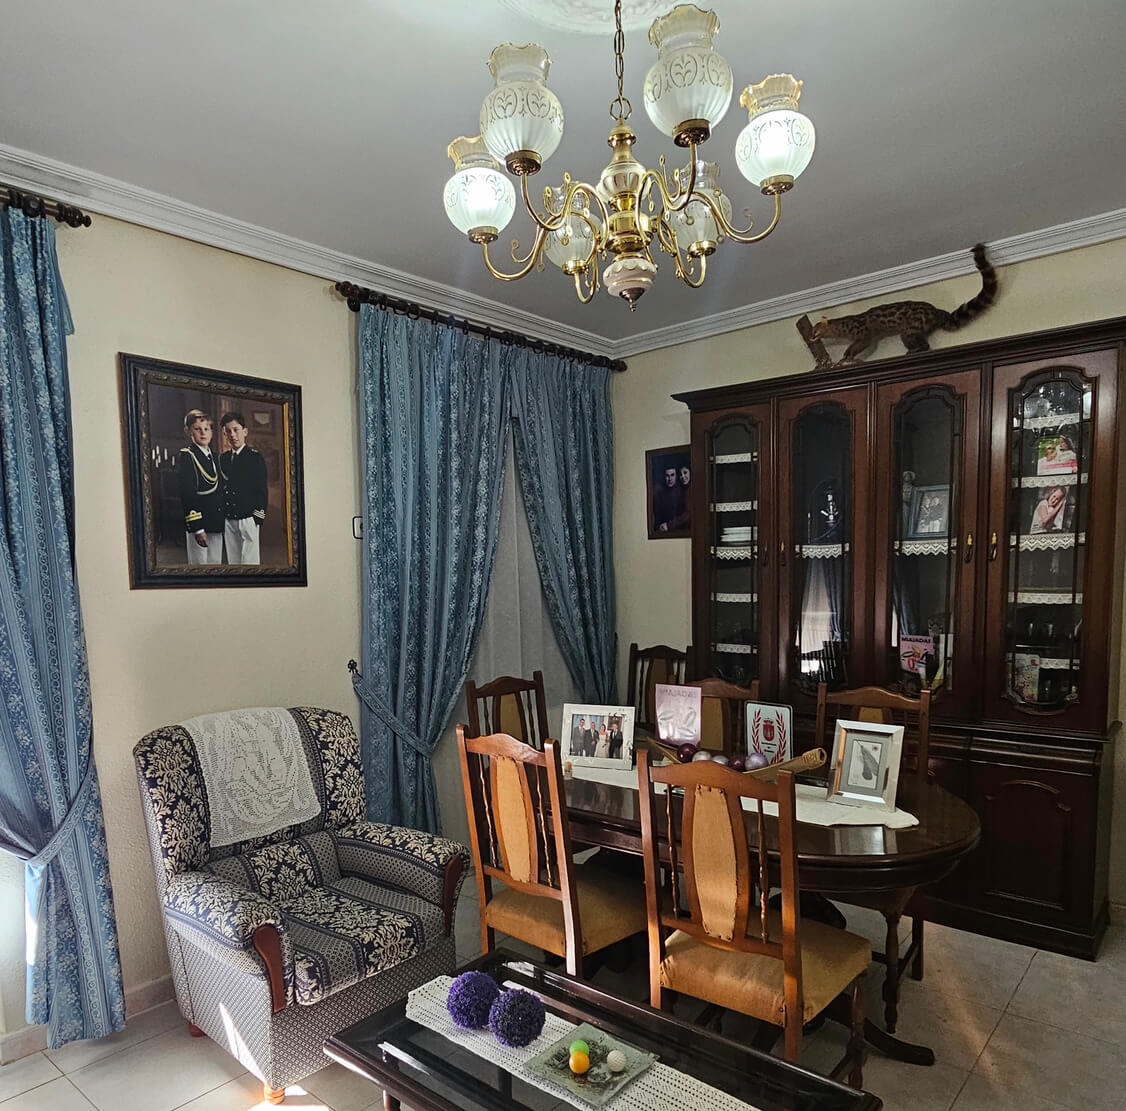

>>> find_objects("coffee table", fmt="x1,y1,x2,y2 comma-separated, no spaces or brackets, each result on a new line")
324,953,882,1111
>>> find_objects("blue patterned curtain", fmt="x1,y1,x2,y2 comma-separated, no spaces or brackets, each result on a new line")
0,209,125,1047
354,308,510,831
510,350,617,702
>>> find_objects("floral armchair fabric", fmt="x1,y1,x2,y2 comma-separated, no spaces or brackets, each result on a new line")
134,707,468,1098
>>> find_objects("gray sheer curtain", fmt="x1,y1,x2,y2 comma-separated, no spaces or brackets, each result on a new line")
434,438,580,843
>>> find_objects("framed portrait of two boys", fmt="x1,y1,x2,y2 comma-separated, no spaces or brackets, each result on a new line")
119,353,307,588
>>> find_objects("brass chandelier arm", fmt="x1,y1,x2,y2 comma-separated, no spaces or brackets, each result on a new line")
519,175,610,237
571,259,599,303
480,225,550,281
703,188,785,245
654,215,707,289
639,146,700,216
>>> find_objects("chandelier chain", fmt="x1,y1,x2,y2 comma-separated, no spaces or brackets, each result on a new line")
608,0,632,122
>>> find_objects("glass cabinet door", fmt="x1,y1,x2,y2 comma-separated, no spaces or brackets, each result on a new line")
777,390,871,700
696,409,770,685
986,349,1119,730
874,372,981,718
1002,371,1091,710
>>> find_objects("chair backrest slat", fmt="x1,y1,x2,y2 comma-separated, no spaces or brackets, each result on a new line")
627,643,692,730
465,672,550,750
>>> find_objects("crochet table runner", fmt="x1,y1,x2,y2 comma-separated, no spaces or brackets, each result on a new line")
569,766,919,830
405,976,763,1111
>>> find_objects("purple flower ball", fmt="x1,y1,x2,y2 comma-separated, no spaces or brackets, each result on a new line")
488,988,546,1047
447,970,500,1029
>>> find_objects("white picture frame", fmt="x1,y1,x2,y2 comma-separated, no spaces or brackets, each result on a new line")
560,704,635,769
826,719,905,811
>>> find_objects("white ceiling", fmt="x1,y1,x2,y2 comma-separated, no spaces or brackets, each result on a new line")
2,0,1125,356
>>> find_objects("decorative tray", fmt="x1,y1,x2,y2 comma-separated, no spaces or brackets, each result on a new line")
523,1022,656,1107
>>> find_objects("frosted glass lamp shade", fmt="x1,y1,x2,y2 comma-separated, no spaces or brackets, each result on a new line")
480,43,565,175
444,136,516,241
735,74,815,193
672,160,732,255
644,5,732,145
544,189,596,272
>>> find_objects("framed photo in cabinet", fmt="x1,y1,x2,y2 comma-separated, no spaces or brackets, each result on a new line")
826,720,904,811
906,484,950,539
646,445,691,539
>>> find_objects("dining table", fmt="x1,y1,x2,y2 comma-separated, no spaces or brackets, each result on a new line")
563,762,981,1067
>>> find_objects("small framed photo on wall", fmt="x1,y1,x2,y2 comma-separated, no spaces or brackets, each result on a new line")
646,445,691,539
119,353,307,588
826,719,905,811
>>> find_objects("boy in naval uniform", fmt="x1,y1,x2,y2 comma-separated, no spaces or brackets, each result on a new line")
179,409,224,564
219,410,268,565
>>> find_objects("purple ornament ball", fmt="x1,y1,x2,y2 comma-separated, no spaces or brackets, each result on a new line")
676,743,698,763
488,988,546,1047
746,752,769,771
447,970,500,1029
728,756,746,772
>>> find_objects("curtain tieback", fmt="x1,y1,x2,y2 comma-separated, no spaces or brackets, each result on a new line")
27,761,95,876
350,668,430,757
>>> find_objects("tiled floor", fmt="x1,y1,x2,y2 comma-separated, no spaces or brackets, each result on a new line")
2,886,1122,1110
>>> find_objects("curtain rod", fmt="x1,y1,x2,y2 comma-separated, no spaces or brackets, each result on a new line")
0,184,92,228
335,281,627,373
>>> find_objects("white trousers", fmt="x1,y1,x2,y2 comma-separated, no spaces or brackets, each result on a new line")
224,517,261,565
186,532,224,564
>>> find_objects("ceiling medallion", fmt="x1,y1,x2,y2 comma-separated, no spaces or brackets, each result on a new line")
500,0,670,34
443,1,816,309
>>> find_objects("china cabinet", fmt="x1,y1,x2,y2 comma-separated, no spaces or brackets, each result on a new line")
675,316,1126,956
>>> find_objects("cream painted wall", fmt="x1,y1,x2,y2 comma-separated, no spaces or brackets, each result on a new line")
612,237,1126,900
0,217,362,1038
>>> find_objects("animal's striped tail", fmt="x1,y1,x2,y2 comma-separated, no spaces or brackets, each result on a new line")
944,243,997,329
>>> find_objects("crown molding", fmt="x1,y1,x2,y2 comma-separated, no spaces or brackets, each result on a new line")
0,142,614,357
610,206,1126,358
4,141,1125,365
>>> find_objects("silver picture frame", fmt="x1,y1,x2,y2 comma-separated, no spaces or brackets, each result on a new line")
826,719,905,811
559,704,636,770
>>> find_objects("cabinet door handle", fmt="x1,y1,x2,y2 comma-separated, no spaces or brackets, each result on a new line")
989,530,999,561
779,541,787,566
760,540,769,567
963,531,974,563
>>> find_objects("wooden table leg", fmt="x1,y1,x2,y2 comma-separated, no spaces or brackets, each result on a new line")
863,1019,936,1067
910,916,925,980
382,1091,400,1111
882,911,901,1033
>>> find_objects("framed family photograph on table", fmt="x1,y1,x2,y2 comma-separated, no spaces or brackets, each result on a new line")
560,705,635,769
826,719,905,811
119,353,307,588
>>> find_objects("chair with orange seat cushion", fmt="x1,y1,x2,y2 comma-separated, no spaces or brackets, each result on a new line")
456,727,647,976
637,750,868,1084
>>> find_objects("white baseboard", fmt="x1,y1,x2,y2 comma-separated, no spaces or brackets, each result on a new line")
0,973,174,1065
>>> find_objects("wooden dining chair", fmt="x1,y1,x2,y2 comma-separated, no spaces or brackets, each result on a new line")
814,682,931,1035
464,670,550,750
637,751,869,1085
686,677,761,756
627,643,692,732
456,727,648,976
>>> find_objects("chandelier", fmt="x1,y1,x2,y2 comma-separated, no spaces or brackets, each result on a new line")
442,1,815,309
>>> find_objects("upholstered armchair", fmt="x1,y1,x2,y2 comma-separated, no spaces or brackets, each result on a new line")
134,706,468,1104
